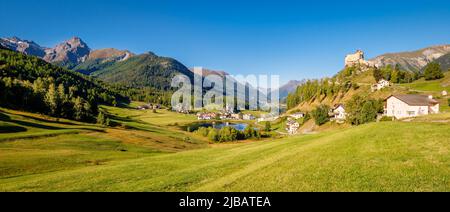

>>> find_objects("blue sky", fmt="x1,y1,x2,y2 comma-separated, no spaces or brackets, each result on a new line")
1,0,450,84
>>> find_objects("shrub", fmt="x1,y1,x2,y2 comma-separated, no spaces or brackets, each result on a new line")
207,128,219,142
195,127,210,137
96,112,111,126
311,104,330,126
424,62,444,80
264,122,271,132
448,98,450,107
244,125,261,140
346,95,384,125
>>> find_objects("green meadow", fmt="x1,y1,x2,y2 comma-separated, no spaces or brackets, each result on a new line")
0,105,449,192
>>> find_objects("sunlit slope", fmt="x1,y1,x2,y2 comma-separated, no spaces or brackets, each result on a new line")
1,119,448,192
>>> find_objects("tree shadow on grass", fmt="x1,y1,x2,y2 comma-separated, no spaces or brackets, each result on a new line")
0,112,11,121
3,119,63,130
0,124,27,133
0,110,64,130
18,114,77,126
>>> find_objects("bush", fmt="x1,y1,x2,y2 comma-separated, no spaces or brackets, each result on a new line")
351,82,360,90
424,62,444,80
448,98,450,107
264,122,271,132
346,95,384,125
311,104,330,126
207,128,219,142
195,127,210,137
195,125,261,142
244,125,261,140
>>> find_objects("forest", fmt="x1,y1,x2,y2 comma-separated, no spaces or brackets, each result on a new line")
0,48,128,122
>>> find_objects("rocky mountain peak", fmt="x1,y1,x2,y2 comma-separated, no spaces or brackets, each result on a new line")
0,36,46,57
368,45,450,72
43,37,91,67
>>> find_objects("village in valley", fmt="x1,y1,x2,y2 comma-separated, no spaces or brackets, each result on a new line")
138,49,449,136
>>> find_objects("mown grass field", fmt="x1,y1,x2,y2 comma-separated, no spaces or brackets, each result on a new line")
398,72,449,93
0,105,449,191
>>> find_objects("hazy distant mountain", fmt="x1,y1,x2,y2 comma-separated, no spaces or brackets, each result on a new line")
189,68,229,77
369,45,450,72
268,80,303,99
278,80,303,98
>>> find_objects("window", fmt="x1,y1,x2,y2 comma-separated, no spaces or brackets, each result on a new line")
407,111,415,116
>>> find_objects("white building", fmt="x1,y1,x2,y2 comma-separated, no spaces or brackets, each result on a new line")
289,112,305,119
442,90,448,96
333,104,346,121
385,95,440,119
286,120,300,135
372,79,391,92
243,114,255,120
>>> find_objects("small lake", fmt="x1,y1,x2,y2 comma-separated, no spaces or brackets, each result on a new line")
186,122,255,132
214,123,248,131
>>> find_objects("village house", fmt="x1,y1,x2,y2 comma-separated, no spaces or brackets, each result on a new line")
442,90,448,96
385,95,440,119
286,119,300,135
371,79,391,92
243,114,255,120
137,104,151,110
197,112,217,120
289,112,305,119
137,103,160,110
333,104,346,121
257,114,279,122
231,113,242,120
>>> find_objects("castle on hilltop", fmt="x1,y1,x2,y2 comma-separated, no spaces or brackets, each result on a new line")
345,50,375,67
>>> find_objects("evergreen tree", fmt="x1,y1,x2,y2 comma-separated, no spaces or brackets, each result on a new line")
45,84,58,116
73,97,84,121
264,122,271,132
424,62,444,80
311,104,330,126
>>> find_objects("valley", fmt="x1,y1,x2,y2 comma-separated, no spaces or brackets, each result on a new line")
0,104,448,191
1,36,449,192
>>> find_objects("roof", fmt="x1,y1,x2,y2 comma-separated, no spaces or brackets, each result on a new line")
387,95,439,106
291,112,304,115
334,104,345,110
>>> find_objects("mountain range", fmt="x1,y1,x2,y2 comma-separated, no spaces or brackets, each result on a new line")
0,37,195,91
2,36,450,99
368,44,450,72
0,37,91,68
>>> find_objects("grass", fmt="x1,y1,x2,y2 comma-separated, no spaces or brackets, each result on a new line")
398,72,450,93
0,106,208,182
0,114,448,191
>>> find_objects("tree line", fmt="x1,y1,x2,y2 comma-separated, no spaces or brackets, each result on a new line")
195,125,261,142
0,48,128,122
286,78,354,110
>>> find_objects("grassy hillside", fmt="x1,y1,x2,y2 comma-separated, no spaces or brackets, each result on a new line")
0,106,207,180
0,106,448,191
90,52,193,90
289,70,450,114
